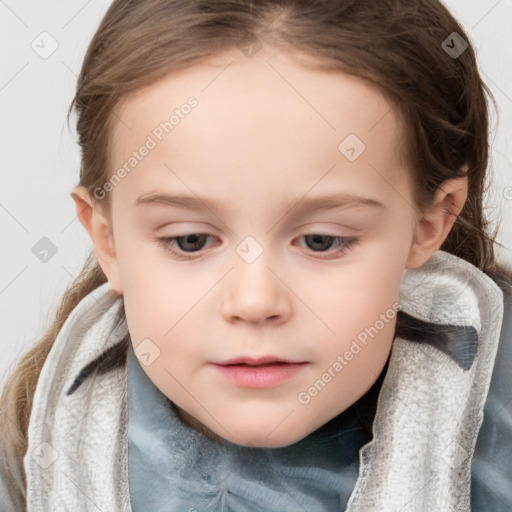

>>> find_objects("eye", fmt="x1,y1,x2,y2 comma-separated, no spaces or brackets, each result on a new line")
156,232,358,261
157,233,214,260
296,234,358,259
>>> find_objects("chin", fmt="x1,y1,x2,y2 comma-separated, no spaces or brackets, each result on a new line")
221,424,309,448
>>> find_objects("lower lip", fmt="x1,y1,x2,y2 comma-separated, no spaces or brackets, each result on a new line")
212,362,307,388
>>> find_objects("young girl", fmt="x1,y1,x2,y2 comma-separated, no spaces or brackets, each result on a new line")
1,0,511,510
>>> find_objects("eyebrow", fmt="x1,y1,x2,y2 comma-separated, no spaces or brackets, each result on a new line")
135,192,386,215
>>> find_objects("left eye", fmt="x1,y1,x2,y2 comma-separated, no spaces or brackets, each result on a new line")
298,234,357,257
156,233,358,260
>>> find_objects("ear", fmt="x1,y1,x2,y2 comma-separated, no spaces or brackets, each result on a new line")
406,174,468,269
71,185,124,295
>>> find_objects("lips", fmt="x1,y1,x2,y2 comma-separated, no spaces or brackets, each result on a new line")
215,356,304,366
211,356,308,388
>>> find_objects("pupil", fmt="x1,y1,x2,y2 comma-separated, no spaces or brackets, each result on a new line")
308,234,332,251
179,234,206,251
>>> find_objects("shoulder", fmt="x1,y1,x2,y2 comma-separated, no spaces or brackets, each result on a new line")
471,279,512,511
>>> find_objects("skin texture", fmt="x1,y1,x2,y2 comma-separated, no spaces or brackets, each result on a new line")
72,47,468,447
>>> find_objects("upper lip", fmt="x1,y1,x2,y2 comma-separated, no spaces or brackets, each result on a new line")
214,356,305,366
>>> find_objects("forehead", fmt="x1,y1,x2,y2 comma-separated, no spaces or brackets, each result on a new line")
113,47,401,143
108,47,409,209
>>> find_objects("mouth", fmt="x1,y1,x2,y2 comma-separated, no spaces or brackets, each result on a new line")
211,356,308,388
215,355,305,366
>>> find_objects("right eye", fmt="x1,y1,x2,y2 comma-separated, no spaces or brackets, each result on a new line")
156,233,215,260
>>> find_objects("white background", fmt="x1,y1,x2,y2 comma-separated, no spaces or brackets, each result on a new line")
1,0,511,387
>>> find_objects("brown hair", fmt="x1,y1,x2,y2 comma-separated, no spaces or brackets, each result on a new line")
1,0,510,507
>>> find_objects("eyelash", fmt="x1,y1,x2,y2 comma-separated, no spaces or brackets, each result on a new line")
156,233,359,261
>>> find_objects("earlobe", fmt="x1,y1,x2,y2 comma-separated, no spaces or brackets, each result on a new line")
70,185,123,295
406,175,468,269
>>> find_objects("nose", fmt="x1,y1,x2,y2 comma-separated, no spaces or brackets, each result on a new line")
221,253,292,326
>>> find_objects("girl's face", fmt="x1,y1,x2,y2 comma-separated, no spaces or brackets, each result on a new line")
102,47,420,447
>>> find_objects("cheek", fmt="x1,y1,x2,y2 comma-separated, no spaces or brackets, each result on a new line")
116,242,205,361
308,243,403,377
318,245,404,322
113,234,168,340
